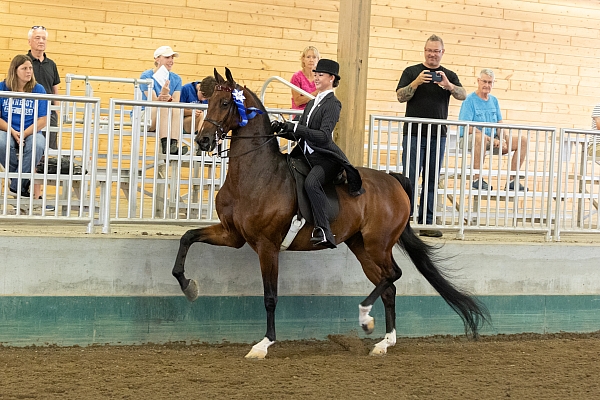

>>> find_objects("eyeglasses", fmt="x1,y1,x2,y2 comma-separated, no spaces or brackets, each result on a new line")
479,79,494,85
424,49,443,54
31,26,46,30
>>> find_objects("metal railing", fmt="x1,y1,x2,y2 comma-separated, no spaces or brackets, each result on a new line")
554,128,600,239
3,89,599,241
259,75,315,106
369,114,600,241
0,91,101,229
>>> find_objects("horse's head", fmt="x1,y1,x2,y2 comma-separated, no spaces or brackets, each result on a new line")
196,68,263,152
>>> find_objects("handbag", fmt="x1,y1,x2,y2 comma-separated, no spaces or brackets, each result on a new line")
36,156,83,175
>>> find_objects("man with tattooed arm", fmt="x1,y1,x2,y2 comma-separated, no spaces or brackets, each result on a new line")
396,34,466,238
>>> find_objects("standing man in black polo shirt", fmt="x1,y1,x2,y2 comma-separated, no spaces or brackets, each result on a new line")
27,25,60,150
396,34,466,238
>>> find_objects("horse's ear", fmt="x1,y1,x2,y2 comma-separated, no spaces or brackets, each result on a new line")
225,67,235,85
214,68,225,84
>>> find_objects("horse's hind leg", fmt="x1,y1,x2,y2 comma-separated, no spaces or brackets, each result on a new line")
370,283,398,356
345,235,402,337
172,224,244,302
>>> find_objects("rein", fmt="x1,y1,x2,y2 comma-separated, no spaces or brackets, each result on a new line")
215,134,280,159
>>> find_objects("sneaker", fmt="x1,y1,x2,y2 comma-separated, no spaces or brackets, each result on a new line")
419,229,443,238
472,179,492,190
169,141,188,155
161,138,189,155
505,180,527,192
38,196,55,212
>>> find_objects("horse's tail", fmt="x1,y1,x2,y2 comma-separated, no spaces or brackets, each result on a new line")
389,172,413,204
396,224,490,339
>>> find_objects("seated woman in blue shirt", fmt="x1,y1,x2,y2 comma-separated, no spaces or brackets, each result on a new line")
0,54,48,197
139,46,187,155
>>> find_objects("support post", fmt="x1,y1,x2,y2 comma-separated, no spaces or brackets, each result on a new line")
335,0,372,166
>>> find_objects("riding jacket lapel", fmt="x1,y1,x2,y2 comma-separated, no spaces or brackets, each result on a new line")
305,92,335,130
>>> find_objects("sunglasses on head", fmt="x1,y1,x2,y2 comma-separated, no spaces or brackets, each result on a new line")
31,26,46,30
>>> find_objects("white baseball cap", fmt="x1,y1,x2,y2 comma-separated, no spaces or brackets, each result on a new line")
154,46,179,58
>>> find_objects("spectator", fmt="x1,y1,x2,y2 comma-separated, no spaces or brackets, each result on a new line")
139,46,187,155
396,34,466,237
273,59,364,249
0,54,48,197
459,68,528,192
180,76,217,135
27,26,60,150
290,46,320,111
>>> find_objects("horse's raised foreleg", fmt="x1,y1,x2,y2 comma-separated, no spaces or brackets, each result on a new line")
245,244,279,360
172,224,245,302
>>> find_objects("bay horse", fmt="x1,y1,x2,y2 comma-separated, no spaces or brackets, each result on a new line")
172,68,489,359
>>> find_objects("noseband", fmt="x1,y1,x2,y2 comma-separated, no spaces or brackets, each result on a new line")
204,117,228,140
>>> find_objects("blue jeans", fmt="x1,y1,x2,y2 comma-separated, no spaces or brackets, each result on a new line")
401,133,446,225
0,130,45,194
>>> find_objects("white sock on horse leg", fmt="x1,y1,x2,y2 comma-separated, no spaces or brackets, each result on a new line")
359,304,373,326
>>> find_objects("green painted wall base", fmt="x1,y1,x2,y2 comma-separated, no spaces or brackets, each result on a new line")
1,295,599,346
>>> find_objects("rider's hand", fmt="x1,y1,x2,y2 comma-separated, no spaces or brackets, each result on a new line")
282,122,295,133
270,120,286,133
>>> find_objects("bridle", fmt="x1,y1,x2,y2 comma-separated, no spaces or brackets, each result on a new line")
204,117,228,140
200,83,279,158
203,83,234,140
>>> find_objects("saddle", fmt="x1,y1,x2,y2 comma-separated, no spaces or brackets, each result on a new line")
286,155,341,225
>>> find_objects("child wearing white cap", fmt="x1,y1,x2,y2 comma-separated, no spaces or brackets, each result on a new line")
139,45,188,155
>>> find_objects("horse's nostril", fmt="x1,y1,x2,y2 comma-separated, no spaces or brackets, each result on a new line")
198,137,212,152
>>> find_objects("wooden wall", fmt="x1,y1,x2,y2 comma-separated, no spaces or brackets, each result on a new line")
0,0,598,129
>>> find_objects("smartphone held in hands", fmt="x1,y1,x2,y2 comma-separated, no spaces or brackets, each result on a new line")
426,71,442,83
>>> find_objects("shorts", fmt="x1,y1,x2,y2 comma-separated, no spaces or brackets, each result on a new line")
459,132,501,155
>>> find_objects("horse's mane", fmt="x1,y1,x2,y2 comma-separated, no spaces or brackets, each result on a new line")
237,83,282,155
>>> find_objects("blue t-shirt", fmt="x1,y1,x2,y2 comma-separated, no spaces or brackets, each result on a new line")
0,81,48,132
180,82,208,104
458,92,503,137
139,69,182,100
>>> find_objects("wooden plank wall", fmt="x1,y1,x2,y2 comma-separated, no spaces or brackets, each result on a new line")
0,0,598,129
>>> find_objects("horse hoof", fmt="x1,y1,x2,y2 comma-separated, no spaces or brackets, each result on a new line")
369,345,387,356
244,348,267,360
183,279,199,302
361,317,375,335
244,337,274,359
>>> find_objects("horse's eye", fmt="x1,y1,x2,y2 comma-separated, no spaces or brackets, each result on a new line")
221,100,229,107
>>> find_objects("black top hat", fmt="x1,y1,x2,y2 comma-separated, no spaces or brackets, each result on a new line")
313,59,341,80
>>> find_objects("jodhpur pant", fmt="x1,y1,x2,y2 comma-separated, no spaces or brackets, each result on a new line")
304,155,339,234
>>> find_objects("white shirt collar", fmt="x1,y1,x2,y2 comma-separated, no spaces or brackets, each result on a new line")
314,89,334,105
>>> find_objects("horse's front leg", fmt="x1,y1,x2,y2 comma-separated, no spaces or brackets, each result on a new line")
245,244,279,360
172,224,244,302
